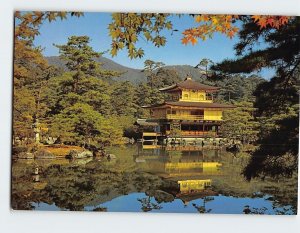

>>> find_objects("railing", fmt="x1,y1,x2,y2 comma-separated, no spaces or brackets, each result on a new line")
166,130,217,137
143,132,162,136
166,114,204,120
181,131,216,136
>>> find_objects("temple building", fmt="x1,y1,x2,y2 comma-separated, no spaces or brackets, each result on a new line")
138,76,234,143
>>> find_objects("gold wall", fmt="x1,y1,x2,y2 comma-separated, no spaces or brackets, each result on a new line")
180,89,212,102
204,110,223,120
151,108,223,121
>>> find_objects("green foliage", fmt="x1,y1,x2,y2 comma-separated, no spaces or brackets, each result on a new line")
169,127,182,138
13,87,36,139
151,67,181,89
253,75,299,117
134,60,182,118
54,36,118,86
221,101,259,143
44,37,123,146
244,115,299,180
213,17,299,179
143,59,165,87
212,17,300,74
195,58,214,78
13,11,81,142
50,103,122,146
134,83,165,118
55,36,101,75
213,74,264,103
109,13,172,59
110,81,137,116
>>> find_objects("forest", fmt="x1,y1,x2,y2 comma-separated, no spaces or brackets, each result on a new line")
13,12,299,181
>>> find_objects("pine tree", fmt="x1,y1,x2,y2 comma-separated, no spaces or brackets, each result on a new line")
221,101,259,144
213,17,300,179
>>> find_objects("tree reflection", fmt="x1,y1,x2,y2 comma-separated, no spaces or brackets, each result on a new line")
11,145,298,214
11,159,176,211
137,197,162,212
92,206,107,212
192,196,214,213
243,116,298,181
243,205,267,214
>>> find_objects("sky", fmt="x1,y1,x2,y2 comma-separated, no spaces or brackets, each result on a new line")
33,12,272,78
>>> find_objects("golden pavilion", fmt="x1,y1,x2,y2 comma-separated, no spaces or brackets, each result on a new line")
138,76,234,142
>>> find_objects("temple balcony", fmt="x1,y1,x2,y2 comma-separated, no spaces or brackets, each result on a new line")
142,132,163,137
180,130,217,137
179,96,213,103
166,114,222,121
166,114,204,120
166,130,218,137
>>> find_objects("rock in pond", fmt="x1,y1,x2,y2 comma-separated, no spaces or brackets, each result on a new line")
34,150,56,159
66,150,93,159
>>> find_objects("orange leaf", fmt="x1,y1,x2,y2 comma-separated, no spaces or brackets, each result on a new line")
252,15,261,23
202,15,209,22
266,18,274,27
181,37,189,45
228,30,235,39
190,37,198,45
279,16,289,25
195,15,202,23
258,18,267,29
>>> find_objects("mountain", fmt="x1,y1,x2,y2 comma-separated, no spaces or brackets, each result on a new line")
46,56,206,84
46,56,147,83
164,65,206,79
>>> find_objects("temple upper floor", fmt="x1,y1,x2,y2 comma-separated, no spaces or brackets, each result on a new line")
166,89,214,103
159,76,218,103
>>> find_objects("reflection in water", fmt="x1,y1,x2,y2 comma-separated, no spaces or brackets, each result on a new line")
192,196,214,213
138,196,162,212
11,144,297,214
178,179,212,193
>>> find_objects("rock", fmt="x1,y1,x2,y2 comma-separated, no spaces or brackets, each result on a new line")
66,150,93,159
121,137,135,144
34,150,55,159
42,137,57,145
135,158,146,163
106,154,116,160
17,152,34,159
77,150,93,158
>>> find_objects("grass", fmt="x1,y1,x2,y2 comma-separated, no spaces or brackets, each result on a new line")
42,145,83,156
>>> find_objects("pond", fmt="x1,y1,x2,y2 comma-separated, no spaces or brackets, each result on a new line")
11,144,297,214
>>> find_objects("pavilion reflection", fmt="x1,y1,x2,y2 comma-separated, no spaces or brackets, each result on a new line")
135,143,222,180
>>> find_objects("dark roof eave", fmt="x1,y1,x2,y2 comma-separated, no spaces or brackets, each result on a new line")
158,80,219,92
165,101,235,109
143,102,235,109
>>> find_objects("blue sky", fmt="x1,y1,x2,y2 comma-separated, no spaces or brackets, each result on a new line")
33,12,272,78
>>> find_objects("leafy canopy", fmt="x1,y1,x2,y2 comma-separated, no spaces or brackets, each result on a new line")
15,11,292,59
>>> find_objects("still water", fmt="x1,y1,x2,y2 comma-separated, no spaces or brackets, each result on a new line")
11,144,297,214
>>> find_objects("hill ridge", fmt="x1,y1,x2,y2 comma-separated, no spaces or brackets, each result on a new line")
46,56,206,83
